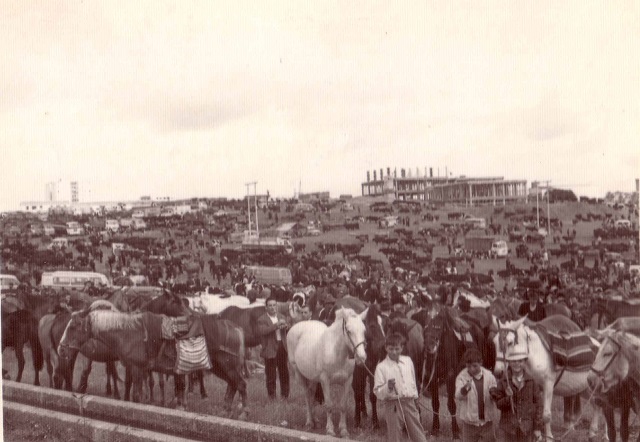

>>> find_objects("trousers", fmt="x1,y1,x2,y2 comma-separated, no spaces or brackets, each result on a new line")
382,398,427,442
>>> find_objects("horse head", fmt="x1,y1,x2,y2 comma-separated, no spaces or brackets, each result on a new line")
335,307,367,364
493,315,528,376
57,309,92,359
363,304,386,363
422,302,444,354
589,329,639,393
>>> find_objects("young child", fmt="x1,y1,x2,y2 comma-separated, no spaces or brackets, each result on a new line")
374,333,427,442
455,348,498,442
489,352,543,442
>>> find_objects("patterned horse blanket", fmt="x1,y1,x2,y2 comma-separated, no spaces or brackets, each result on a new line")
534,325,595,372
151,315,211,374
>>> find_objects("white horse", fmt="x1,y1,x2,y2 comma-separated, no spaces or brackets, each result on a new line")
287,307,367,437
186,293,258,314
452,287,491,309
494,315,603,441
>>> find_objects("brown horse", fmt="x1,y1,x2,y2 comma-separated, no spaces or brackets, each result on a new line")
58,310,247,417
2,309,43,384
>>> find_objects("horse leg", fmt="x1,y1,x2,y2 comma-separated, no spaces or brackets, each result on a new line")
542,382,555,441
447,377,459,440
197,371,207,398
563,395,578,428
370,377,379,429
621,400,630,442
598,405,614,442
430,381,440,436
319,373,336,436
77,358,92,394
337,376,353,438
107,361,120,400
352,365,366,428
14,341,26,383
174,374,186,410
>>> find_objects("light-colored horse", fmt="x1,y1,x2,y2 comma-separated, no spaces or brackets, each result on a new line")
494,315,603,441
287,308,367,437
588,326,640,392
187,293,256,314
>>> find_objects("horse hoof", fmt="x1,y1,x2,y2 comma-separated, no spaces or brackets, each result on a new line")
326,430,336,437
304,422,314,431
431,430,440,437
452,433,460,440
176,405,186,411
201,393,208,399
238,411,248,421
339,429,349,438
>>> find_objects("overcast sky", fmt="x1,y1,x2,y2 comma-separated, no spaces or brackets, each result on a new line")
2,1,638,211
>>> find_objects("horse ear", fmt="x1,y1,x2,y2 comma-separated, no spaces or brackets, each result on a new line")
492,315,501,329
513,315,527,329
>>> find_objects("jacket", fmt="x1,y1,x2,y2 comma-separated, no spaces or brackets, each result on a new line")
490,370,543,435
455,367,498,425
256,312,288,359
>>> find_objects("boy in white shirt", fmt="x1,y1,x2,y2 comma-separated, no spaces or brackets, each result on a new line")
374,333,427,442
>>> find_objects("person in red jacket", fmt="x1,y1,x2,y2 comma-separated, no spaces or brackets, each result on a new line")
256,296,290,400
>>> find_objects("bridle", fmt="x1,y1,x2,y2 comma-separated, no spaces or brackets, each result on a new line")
590,336,622,380
58,314,91,354
343,318,366,363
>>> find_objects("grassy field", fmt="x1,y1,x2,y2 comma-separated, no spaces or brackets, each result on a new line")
4,349,636,442
3,199,637,440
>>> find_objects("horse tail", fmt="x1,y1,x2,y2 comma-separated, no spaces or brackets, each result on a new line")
30,320,44,372
236,326,245,373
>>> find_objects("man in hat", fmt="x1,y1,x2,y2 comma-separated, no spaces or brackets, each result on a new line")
318,294,336,326
490,351,543,442
517,289,545,322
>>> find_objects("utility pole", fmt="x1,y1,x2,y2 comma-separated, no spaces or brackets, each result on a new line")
245,182,257,237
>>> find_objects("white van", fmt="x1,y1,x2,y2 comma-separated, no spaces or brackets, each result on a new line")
244,266,293,286
0,274,20,292
40,271,110,290
614,219,632,229
105,219,120,232
490,240,509,258
48,237,69,249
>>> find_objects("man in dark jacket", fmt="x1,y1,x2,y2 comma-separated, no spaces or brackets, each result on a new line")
490,352,543,441
256,296,289,400
517,289,546,322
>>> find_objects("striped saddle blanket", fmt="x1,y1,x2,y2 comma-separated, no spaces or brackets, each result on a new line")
536,327,595,372
175,335,211,375
160,316,211,374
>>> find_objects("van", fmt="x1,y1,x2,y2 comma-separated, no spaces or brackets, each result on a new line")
0,274,20,292
614,219,632,229
105,219,120,232
490,240,509,258
244,266,293,286
464,216,487,229
40,271,110,290
48,237,69,249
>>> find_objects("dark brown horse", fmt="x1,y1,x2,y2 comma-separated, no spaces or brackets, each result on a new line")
58,309,247,417
419,302,486,438
2,309,43,384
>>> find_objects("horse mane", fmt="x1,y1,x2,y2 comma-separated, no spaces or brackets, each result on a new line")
88,300,118,312
364,302,381,325
89,310,144,333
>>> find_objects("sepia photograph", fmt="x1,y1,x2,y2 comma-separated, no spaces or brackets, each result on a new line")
2,2,639,441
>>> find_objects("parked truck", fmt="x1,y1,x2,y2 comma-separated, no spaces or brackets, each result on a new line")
465,236,509,257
